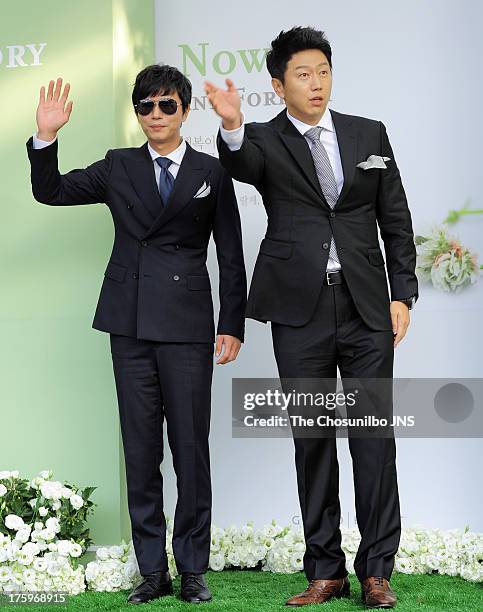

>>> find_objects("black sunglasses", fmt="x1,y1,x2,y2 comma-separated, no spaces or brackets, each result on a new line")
135,98,181,116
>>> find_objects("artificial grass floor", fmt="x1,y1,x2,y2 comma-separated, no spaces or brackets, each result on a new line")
1,570,481,611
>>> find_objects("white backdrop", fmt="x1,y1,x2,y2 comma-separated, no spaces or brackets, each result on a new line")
154,0,483,532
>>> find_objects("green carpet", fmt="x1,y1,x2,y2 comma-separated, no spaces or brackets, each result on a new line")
0,571,481,611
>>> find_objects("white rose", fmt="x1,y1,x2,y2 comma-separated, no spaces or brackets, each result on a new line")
5,514,25,531
45,517,61,533
85,562,100,582
0,484,7,497
22,542,40,557
0,566,13,582
0,471,12,480
108,572,123,588
57,540,73,557
70,543,82,558
209,552,225,571
14,528,31,544
33,558,48,572
38,506,48,517
70,494,84,510
96,547,110,561
108,545,124,559
39,529,56,542
15,549,34,566
39,470,53,480
40,481,63,500
51,500,62,510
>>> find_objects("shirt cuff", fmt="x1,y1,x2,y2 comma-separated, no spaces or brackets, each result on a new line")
219,112,245,151
32,133,57,149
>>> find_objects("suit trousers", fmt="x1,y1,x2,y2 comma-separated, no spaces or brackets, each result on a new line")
270,277,400,583
109,334,214,576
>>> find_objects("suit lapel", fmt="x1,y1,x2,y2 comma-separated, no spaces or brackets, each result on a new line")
122,143,163,225
276,111,329,208
143,142,209,237
275,108,357,210
329,109,357,208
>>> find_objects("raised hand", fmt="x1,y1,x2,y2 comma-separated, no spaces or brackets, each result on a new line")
204,78,242,130
36,78,73,141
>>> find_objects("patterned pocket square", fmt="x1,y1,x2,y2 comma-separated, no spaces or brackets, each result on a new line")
193,181,211,198
356,155,391,170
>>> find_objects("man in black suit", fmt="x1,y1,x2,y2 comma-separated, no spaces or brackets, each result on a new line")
205,27,418,608
27,65,247,605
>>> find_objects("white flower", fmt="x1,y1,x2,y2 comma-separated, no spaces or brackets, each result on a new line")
39,470,53,480
5,514,25,531
45,517,61,533
0,471,13,480
209,552,225,571
85,562,100,582
70,543,83,558
15,527,32,544
40,480,63,500
0,566,13,582
39,529,56,542
0,483,7,496
57,540,73,557
22,542,40,557
61,487,73,499
51,500,62,510
96,547,110,561
15,548,34,566
33,558,48,572
38,506,49,517
70,494,84,510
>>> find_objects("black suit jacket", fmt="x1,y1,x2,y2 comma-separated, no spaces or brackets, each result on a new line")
217,108,418,331
26,138,247,342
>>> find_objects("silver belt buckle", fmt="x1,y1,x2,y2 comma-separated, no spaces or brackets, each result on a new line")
326,271,336,285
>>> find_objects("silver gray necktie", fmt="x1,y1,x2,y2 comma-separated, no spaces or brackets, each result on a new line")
305,126,340,268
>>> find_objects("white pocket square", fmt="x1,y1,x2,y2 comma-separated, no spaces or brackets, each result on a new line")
193,181,211,198
356,155,391,170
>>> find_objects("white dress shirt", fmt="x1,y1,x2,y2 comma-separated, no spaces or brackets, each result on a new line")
32,134,186,183
219,107,344,271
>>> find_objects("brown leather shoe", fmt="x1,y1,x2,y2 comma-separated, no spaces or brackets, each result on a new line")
361,576,397,608
285,577,350,606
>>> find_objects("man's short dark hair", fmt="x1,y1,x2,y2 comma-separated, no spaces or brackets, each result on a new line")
132,64,192,113
266,27,332,83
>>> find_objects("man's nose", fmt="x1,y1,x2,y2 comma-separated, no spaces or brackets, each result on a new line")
311,75,323,90
151,102,162,118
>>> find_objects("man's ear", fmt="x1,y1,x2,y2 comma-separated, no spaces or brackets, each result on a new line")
271,78,284,99
182,104,190,124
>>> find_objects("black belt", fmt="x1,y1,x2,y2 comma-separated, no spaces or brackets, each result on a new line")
323,270,345,285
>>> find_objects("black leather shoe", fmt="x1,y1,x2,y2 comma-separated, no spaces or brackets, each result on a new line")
127,570,173,604
180,573,212,603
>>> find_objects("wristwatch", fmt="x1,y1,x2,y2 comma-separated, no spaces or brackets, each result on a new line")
396,296,416,310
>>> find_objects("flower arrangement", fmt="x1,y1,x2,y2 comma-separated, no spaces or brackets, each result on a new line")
0,470,96,594
1,471,482,593
415,202,482,293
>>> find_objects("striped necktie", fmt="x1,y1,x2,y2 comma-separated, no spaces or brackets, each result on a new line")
305,126,341,268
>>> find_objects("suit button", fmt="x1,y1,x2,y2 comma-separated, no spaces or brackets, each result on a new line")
127,204,133,210
330,212,335,218
132,273,138,279
173,275,180,281
141,240,148,247
194,215,200,221
175,244,180,250
322,243,329,250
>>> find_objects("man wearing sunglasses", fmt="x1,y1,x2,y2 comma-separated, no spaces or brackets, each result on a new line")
26,64,247,605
